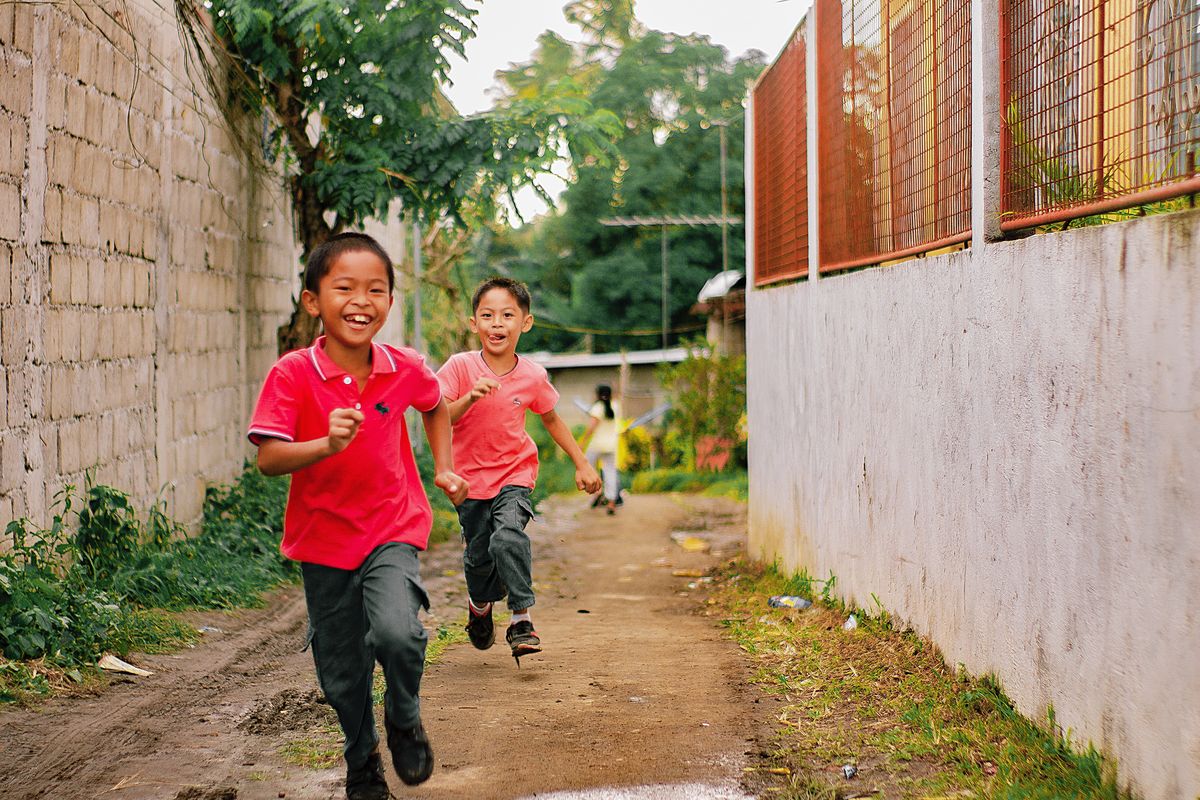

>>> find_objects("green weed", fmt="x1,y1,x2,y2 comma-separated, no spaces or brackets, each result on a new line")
630,467,748,500
715,560,1134,800
0,465,291,702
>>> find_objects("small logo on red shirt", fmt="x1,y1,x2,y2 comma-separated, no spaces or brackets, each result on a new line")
375,402,390,415
511,398,522,407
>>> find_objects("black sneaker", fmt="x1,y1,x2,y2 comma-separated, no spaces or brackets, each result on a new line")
506,619,541,659
465,602,495,650
386,718,434,786
345,751,388,800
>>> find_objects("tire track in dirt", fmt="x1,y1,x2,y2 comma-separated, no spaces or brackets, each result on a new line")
0,587,313,799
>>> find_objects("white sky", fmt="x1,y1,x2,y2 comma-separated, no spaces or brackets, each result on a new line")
444,0,811,218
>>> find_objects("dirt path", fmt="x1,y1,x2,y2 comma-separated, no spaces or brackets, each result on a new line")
0,494,767,800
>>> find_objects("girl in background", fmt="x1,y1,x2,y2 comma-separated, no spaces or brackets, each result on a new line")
582,384,621,515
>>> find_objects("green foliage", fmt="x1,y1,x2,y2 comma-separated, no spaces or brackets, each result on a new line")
480,9,766,353
0,661,51,703
621,426,654,473
524,416,581,509
412,444,461,545
105,467,296,610
0,464,292,694
75,480,176,585
630,467,747,501
658,340,746,468
719,561,1133,799
186,0,618,232
0,489,123,665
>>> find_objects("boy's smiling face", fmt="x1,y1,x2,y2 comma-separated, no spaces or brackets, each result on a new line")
301,248,392,356
470,287,533,360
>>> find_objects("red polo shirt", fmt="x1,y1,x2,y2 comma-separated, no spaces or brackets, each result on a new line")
248,337,442,569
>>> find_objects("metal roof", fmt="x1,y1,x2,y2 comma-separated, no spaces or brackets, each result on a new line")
526,347,694,370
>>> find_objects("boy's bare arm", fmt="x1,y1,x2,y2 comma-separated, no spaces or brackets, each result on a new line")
421,398,470,505
446,376,501,423
257,407,364,476
540,409,602,494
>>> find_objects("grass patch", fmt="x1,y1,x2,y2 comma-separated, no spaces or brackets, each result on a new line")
425,620,469,665
712,559,1133,800
631,467,748,501
279,734,342,770
280,622,471,769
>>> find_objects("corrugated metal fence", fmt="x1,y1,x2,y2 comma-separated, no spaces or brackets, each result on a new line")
752,0,1200,283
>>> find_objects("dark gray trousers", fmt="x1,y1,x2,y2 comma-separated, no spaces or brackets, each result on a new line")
455,485,536,611
301,542,429,770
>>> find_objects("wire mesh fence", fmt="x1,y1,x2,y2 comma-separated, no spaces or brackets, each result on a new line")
753,24,809,286
816,0,972,271
1001,0,1200,228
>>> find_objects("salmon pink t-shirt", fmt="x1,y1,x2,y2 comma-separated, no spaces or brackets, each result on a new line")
247,338,442,569
437,351,559,500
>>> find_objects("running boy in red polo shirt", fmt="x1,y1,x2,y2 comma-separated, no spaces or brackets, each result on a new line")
437,277,601,663
248,232,468,799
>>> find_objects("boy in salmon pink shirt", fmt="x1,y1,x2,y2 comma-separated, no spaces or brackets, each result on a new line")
437,277,601,663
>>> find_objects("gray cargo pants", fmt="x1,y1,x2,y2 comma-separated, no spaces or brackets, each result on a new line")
455,485,536,612
301,542,429,770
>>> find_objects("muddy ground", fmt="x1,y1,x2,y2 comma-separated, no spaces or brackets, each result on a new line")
0,494,777,800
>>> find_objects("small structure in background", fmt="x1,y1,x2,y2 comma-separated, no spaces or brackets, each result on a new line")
526,348,689,430
692,270,746,356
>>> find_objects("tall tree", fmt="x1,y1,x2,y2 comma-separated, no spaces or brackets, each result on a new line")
176,0,619,352
488,7,765,353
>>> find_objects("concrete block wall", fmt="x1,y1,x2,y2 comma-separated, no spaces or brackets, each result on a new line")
746,209,1200,799
0,0,298,528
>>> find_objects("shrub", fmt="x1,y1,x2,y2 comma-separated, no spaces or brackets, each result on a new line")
0,489,123,665
105,466,295,610
630,467,747,501
658,340,746,470
621,426,654,473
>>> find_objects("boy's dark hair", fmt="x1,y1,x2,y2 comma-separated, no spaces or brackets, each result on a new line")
304,232,394,294
472,276,531,314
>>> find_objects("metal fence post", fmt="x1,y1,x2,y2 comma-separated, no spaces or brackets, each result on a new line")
806,15,821,279
745,95,756,287
972,0,1003,245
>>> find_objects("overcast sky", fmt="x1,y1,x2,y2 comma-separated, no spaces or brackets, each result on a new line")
445,0,809,115
443,0,810,217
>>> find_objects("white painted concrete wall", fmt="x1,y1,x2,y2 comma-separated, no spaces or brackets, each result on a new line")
747,209,1200,800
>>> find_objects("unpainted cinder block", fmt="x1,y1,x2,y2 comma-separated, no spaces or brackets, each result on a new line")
0,181,19,241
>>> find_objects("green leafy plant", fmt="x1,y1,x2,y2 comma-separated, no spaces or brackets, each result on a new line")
658,340,746,470
176,0,620,353
0,489,122,665
104,466,295,610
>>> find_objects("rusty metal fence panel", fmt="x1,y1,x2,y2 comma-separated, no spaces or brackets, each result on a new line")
816,0,972,272
753,25,809,286
1001,0,1200,229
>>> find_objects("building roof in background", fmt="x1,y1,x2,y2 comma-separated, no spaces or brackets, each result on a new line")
526,348,693,370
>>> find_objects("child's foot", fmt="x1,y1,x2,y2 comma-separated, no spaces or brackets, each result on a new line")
386,718,434,786
345,751,388,800
506,619,541,661
465,601,495,650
